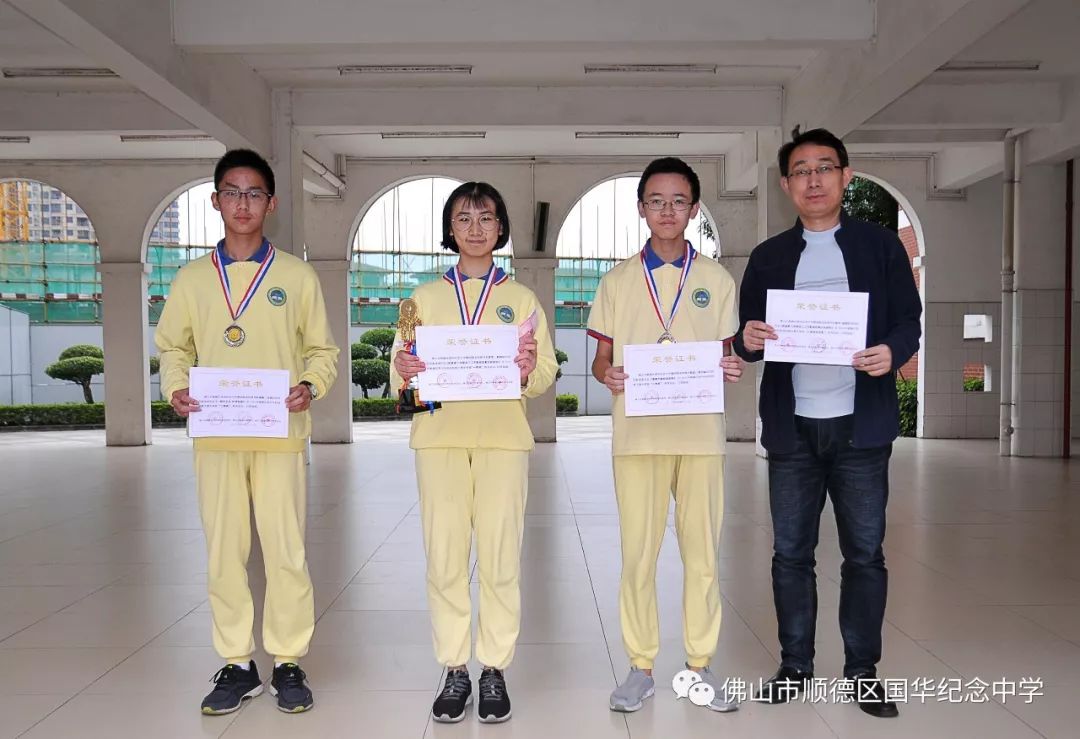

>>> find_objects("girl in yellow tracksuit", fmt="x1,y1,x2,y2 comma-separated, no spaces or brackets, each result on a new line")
391,181,556,725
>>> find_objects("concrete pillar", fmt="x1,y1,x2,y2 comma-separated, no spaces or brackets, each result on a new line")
751,163,798,456
512,257,558,442
1010,162,1068,457
308,258,353,443
269,90,305,257
98,261,152,446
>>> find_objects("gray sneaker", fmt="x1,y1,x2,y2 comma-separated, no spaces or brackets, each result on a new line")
609,668,655,712
695,665,740,713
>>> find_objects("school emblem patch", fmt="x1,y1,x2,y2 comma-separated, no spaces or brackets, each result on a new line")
267,287,287,306
692,288,711,308
496,305,515,323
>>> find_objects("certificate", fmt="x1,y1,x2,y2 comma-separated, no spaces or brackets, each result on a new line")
764,289,868,366
187,366,290,438
623,341,724,417
415,324,520,401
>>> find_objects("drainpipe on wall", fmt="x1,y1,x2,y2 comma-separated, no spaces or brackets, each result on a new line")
1000,136,1018,455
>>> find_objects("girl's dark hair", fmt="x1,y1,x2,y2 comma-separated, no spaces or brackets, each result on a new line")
440,181,511,252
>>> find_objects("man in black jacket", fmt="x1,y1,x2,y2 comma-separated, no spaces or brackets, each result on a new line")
734,129,920,719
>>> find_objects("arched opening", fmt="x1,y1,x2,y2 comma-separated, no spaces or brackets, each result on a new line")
142,181,219,412
145,180,220,324
0,179,103,405
0,178,101,323
845,173,927,437
553,174,721,415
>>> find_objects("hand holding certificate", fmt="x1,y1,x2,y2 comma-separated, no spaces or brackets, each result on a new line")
623,341,725,417
415,324,521,401
187,367,290,438
764,289,868,366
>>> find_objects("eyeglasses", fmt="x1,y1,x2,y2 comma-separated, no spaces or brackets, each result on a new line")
642,198,692,212
216,189,270,204
786,164,840,180
451,213,499,232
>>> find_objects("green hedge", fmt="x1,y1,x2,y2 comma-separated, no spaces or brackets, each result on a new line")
963,377,985,392
556,393,579,415
353,398,398,418
0,402,182,428
897,379,917,438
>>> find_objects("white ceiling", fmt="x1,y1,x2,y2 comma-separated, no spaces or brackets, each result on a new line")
0,0,1077,185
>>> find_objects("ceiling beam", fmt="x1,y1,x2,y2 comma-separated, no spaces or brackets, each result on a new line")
0,90,197,133
8,0,272,153
864,82,1060,130
293,87,781,130
783,0,1033,138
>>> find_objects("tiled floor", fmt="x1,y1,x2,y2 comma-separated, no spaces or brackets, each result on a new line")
0,418,1077,738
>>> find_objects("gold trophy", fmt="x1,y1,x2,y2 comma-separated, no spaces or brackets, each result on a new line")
396,298,439,414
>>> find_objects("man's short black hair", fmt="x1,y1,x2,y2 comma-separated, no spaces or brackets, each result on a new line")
777,128,849,177
214,149,276,196
440,181,512,253
637,157,701,204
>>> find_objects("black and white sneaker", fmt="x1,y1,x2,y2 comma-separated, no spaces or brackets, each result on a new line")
432,668,472,723
270,663,314,713
200,661,263,715
477,667,511,723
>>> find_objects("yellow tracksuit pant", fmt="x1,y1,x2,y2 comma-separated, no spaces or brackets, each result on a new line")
415,448,529,670
613,454,725,669
195,450,314,664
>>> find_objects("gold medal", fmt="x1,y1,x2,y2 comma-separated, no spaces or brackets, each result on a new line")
657,332,676,345
223,324,246,347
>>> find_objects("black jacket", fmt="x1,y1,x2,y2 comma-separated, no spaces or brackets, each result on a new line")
733,212,922,452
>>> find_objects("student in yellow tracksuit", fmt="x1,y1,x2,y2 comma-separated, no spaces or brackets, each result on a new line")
155,149,339,716
392,181,557,725
589,158,744,714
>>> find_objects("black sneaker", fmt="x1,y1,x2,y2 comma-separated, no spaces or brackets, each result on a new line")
270,663,314,713
432,668,472,723
477,667,511,723
200,661,263,715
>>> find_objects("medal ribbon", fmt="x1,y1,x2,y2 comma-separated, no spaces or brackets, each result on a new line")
640,240,693,337
451,263,497,325
211,242,276,322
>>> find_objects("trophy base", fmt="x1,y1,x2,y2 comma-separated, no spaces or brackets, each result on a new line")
396,388,441,415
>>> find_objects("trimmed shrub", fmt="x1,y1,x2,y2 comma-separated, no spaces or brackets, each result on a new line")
897,378,917,438
556,393,579,415
351,358,391,398
358,328,396,359
351,342,378,360
352,398,399,418
963,377,985,392
58,344,103,361
555,348,568,380
45,356,105,403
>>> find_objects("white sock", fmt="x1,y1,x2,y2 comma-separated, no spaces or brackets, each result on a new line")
229,661,250,671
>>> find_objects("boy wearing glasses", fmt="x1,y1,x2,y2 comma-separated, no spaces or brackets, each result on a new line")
391,181,557,724
588,157,743,713
733,129,920,718
155,149,339,715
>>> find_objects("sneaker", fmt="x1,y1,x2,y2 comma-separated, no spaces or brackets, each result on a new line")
754,666,814,704
477,667,512,723
270,663,314,713
695,665,740,713
432,668,472,723
200,661,263,715
609,667,655,712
